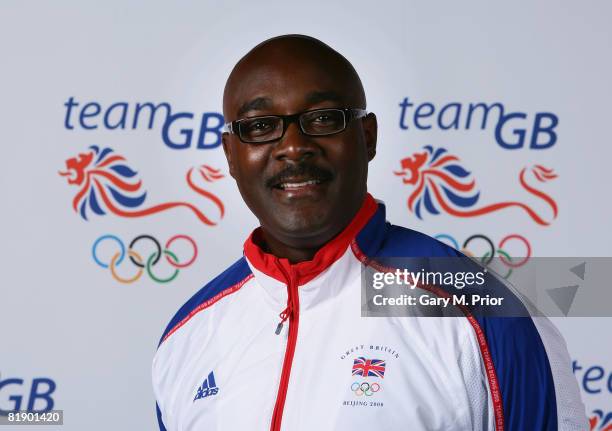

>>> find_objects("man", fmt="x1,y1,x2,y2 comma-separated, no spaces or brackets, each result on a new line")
153,35,586,430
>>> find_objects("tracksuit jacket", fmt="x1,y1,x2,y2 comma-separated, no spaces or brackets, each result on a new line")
152,194,587,430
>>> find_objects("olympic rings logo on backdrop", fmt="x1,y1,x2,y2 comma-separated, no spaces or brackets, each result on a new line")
92,234,198,284
434,234,531,279
351,382,381,397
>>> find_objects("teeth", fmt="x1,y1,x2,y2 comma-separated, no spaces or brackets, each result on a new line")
279,180,320,189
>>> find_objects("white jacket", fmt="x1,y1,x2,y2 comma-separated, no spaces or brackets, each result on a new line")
152,194,587,430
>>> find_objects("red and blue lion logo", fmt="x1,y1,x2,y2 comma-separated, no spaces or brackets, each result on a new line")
394,146,558,226
59,146,225,225
590,410,612,431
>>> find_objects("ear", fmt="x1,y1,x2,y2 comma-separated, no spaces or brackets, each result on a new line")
221,132,237,179
362,113,377,162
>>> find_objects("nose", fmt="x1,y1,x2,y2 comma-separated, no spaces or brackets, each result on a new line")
271,122,321,163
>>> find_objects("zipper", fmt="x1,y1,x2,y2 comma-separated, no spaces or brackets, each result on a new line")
275,303,292,335
270,263,300,431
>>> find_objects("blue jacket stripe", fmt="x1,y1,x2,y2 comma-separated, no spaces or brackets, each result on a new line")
156,402,167,431
477,316,558,430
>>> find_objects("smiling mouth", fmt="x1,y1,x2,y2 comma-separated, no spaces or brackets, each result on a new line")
274,179,325,190
267,164,334,193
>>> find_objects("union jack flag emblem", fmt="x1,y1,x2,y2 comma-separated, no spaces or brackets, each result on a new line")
352,357,386,378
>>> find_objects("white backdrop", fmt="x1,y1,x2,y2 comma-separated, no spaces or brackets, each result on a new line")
1,1,610,429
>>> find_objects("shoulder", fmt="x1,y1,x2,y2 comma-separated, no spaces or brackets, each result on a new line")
383,223,460,257
157,256,253,347
356,218,585,428
355,219,461,258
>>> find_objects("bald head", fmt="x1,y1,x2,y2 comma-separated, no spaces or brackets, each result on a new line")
223,35,366,122
220,35,377,262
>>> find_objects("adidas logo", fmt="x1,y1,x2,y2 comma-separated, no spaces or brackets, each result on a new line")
193,371,219,402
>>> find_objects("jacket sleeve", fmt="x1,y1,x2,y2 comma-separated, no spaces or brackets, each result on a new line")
477,316,588,430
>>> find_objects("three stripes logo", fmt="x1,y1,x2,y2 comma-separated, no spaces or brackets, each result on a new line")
193,371,219,402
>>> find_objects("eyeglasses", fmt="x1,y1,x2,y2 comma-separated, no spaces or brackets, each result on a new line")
225,108,368,144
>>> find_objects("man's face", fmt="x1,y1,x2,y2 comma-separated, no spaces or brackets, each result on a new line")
222,45,377,251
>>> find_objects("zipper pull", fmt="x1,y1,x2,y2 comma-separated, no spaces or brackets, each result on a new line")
275,322,284,335
275,306,291,335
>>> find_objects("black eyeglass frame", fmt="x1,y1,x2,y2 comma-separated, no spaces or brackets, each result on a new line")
224,108,368,144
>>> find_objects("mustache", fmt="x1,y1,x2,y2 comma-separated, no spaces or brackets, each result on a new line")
265,164,334,188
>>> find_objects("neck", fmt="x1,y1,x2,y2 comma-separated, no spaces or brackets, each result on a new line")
243,194,379,283
255,193,371,264
258,233,321,264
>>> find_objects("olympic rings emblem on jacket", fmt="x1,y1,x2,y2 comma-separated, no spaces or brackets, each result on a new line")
351,382,381,396
434,233,531,279
92,234,198,283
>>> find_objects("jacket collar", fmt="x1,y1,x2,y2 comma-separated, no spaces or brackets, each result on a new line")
243,193,380,285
